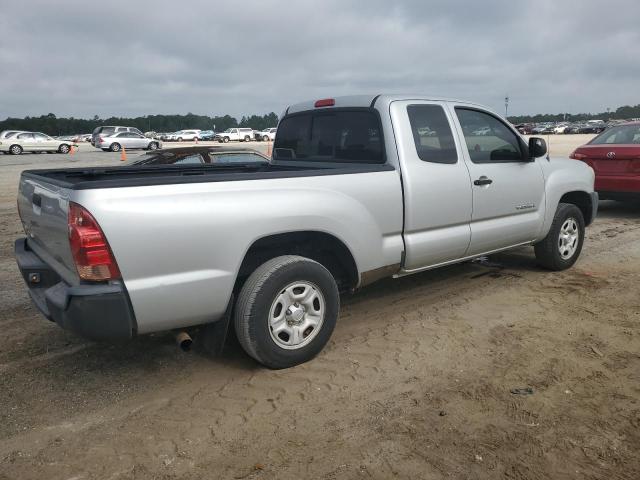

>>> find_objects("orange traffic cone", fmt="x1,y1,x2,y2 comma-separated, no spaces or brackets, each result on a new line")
69,145,75,155
120,146,127,161
266,138,272,157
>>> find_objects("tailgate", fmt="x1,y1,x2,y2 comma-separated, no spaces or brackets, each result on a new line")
17,174,78,284
581,145,640,175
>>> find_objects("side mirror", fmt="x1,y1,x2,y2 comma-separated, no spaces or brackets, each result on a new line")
528,137,547,159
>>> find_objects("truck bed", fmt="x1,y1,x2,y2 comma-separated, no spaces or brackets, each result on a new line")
21,162,394,190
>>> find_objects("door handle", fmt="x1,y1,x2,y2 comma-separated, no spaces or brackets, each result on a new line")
473,176,493,186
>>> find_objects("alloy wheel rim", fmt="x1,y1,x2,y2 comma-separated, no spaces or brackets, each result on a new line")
268,281,325,350
558,217,579,260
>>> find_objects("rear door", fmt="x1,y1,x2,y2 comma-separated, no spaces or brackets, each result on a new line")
34,132,57,151
16,132,37,150
450,105,545,255
390,101,473,270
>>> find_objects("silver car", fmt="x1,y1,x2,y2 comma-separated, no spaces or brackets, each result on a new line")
95,131,161,152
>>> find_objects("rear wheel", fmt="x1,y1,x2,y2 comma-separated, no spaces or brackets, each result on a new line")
178,137,183,142
148,142,158,150
534,203,585,270
9,144,23,155
243,135,251,142
235,255,339,369
110,143,121,152
58,144,70,154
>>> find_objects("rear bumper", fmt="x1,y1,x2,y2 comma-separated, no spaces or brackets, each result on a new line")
595,176,640,195
15,238,136,341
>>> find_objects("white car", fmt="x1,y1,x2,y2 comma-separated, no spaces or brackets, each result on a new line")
214,128,254,143
94,131,161,152
166,130,202,142
254,128,277,141
0,132,77,155
554,123,570,134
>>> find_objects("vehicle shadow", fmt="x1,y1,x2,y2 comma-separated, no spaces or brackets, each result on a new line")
597,199,640,220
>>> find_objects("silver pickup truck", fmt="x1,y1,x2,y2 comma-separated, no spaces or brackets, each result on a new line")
15,95,598,368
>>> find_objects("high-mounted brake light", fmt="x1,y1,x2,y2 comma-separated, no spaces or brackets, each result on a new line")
569,150,587,160
68,202,121,281
314,98,335,108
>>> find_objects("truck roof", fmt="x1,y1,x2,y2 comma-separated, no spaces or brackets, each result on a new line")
285,94,486,114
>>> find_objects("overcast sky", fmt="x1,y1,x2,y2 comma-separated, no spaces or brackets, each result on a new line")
1,0,638,119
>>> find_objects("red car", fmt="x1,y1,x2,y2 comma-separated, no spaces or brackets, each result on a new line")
570,122,640,200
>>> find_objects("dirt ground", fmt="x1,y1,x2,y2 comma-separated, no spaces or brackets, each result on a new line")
1,140,639,480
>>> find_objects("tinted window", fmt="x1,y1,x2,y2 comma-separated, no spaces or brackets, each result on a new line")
101,127,116,135
590,125,640,145
273,110,384,163
407,105,457,164
455,108,523,163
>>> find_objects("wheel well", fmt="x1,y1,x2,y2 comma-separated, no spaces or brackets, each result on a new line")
236,232,359,293
560,191,593,225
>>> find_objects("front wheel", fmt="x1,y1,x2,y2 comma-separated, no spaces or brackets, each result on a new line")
534,203,585,271
223,137,230,143
235,255,339,369
148,142,158,150
263,135,269,142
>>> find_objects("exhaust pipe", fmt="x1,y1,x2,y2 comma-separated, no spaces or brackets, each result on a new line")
174,331,193,351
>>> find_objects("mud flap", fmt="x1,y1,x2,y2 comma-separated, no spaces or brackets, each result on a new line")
201,294,234,356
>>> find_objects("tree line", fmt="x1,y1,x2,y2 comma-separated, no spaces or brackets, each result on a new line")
0,112,280,136
507,104,640,124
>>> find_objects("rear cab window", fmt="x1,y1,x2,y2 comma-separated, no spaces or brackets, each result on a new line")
407,105,458,164
273,109,385,163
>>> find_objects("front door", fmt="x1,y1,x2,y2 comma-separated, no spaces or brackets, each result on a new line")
390,100,473,271
449,105,546,256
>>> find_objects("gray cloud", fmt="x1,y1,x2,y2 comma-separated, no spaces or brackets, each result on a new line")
1,0,638,119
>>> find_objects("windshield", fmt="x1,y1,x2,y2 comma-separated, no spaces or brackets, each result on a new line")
589,125,640,145
210,152,269,164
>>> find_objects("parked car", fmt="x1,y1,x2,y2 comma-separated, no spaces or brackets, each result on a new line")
128,146,270,166
15,94,597,369
0,132,77,155
254,128,277,141
554,123,571,134
214,128,254,143
92,126,143,146
166,130,202,142
198,130,216,141
570,121,640,200
515,124,534,135
578,124,607,134
94,131,161,152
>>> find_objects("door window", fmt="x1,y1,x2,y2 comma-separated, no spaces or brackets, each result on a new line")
407,105,458,164
17,133,34,140
455,108,523,163
34,133,50,140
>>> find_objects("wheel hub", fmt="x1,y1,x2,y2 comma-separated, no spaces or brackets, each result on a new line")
285,303,305,325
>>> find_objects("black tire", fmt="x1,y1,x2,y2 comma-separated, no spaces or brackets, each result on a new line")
178,137,183,142
235,255,339,369
58,144,70,154
110,143,121,152
263,135,269,142
147,142,158,150
9,144,22,155
223,137,230,143
534,203,585,271
243,135,251,142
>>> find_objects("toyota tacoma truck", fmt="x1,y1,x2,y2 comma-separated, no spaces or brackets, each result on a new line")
15,95,598,369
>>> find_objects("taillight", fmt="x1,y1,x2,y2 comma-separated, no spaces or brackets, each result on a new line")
569,150,587,160
68,202,120,281
314,98,335,108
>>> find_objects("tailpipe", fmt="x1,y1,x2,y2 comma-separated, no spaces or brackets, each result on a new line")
174,331,193,351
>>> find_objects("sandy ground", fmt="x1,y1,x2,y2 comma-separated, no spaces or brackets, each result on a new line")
1,137,639,480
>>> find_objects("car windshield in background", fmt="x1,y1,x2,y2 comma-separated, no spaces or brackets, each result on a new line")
589,124,640,145
210,153,268,164
273,110,384,163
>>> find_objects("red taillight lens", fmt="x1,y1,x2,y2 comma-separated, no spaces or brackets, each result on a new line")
314,98,335,108
569,150,587,160
68,202,120,281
